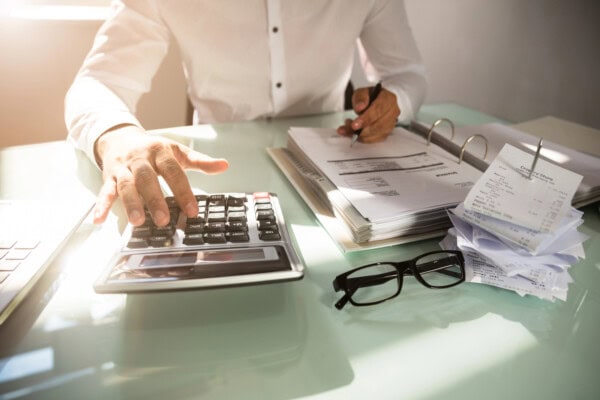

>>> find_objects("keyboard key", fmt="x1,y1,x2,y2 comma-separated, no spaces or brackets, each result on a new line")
0,260,21,271
5,250,31,260
14,240,40,249
0,271,9,283
0,240,16,249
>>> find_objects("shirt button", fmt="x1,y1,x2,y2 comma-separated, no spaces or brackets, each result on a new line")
272,26,279,33
276,82,282,88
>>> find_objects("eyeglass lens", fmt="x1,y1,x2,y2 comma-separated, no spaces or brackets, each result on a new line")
415,252,463,287
345,263,399,305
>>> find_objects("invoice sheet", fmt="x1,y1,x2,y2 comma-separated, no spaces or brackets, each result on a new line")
288,127,482,223
463,144,582,234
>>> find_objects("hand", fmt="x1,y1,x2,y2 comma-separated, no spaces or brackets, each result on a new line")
337,84,400,143
93,124,229,226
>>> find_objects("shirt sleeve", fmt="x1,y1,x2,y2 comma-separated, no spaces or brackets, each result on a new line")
64,0,171,165
358,0,428,124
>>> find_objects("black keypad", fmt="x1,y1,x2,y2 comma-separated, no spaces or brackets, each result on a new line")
126,193,284,249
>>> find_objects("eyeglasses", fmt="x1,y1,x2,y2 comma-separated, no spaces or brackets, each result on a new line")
332,250,465,310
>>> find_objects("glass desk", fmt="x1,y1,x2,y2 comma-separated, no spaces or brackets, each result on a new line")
1,104,599,399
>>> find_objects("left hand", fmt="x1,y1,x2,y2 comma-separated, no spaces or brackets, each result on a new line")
337,85,400,144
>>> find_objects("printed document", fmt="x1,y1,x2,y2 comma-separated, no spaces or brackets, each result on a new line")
288,127,482,224
463,144,582,233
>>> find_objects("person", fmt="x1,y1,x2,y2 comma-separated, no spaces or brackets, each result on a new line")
65,0,427,228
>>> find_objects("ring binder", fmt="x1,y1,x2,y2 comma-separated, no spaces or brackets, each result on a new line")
427,118,455,145
459,134,488,164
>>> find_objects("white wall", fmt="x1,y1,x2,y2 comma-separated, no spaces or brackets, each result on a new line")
1,0,598,148
404,0,600,129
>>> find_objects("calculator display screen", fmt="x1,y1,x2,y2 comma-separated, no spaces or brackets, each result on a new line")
139,248,266,268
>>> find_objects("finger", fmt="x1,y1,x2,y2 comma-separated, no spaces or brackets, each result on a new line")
357,106,399,143
336,119,354,137
93,178,118,224
352,87,371,114
113,167,147,226
352,91,399,140
131,160,171,226
155,152,198,218
175,146,229,174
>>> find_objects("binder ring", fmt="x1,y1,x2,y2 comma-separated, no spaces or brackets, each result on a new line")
427,118,455,145
459,134,488,164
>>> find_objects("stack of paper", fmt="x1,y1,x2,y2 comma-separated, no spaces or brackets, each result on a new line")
280,126,482,244
440,144,588,301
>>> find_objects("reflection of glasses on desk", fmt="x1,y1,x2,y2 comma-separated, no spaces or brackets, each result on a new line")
333,251,465,310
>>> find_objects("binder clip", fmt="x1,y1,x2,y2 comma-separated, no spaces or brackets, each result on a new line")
459,134,488,164
528,138,543,179
427,118,455,145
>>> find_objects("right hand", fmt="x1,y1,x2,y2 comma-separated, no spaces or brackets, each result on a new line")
93,124,229,227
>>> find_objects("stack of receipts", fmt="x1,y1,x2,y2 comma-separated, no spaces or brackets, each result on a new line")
440,144,589,301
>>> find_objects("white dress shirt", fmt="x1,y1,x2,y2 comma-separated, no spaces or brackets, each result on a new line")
65,0,427,163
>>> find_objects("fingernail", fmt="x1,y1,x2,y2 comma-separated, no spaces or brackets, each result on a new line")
185,202,197,216
130,210,143,224
154,210,168,225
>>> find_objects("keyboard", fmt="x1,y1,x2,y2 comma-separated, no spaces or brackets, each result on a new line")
94,192,304,293
0,199,93,325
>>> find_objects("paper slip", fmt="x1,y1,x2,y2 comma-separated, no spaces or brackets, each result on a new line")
464,144,582,233
452,203,585,255
440,229,573,301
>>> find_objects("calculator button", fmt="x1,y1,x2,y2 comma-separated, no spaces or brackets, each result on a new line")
204,233,226,244
255,203,272,211
227,221,248,232
148,236,173,247
127,237,149,248
132,226,153,238
258,220,277,230
183,234,204,245
208,205,226,213
207,212,226,223
186,216,205,224
165,196,178,208
227,211,247,222
205,222,226,233
256,210,275,220
185,223,205,234
209,194,226,205
259,230,281,241
227,231,250,242
227,195,246,207
154,225,175,236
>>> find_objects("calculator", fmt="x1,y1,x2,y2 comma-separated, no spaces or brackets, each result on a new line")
94,192,304,293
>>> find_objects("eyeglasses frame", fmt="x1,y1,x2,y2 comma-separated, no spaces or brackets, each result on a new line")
333,250,465,310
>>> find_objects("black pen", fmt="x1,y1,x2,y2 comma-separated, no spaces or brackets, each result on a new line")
351,81,383,147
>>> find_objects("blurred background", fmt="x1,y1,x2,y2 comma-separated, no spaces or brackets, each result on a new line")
1,0,599,148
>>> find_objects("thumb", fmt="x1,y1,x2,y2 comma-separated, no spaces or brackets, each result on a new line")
179,147,229,174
